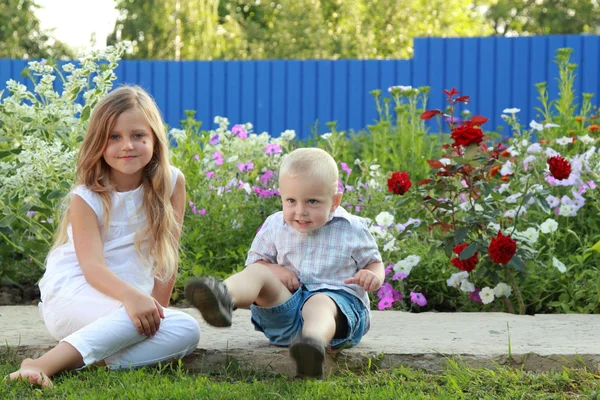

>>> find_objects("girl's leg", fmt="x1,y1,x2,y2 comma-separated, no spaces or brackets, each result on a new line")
104,308,199,369
7,307,200,387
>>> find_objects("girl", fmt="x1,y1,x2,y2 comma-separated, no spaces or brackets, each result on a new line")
8,85,200,387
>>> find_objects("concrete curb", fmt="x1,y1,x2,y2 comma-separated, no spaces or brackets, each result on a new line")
2,306,600,376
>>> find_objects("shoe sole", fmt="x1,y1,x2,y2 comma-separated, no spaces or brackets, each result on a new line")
290,341,324,378
184,279,232,327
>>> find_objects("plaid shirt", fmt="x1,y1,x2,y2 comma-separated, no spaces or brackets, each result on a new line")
246,206,382,311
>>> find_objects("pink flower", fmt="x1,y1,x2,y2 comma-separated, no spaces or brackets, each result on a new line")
259,170,274,185
378,296,394,310
469,288,482,303
385,264,395,275
265,143,282,155
206,171,215,178
338,180,344,193
193,154,200,161
188,201,194,207
212,151,224,165
199,209,206,216
232,124,248,139
26,211,36,217
409,291,427,307
209,134,220,145
237,162,255,172
392,272,407,281
340,162,352,176
377,283,393,298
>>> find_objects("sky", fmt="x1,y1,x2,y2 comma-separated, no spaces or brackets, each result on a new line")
35,0,119,52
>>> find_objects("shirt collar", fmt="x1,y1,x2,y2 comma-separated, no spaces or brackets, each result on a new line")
280,205,352,227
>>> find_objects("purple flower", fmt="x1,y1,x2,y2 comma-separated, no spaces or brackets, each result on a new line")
445,116,462,124
188,201,194,207
265,143,282,156
469,288,482,303
345,185,354,191
409,291,427,307
259,170,274,185
237,162,255,173
377,283,393,299
26,211,36,217
212,151,224,166
392,272,407,281
209,134,220,145
355,206,361,213
391,288,402,301
340,162,352,176
199,209,206,216
206,171,215,178
253,186,278,199
193,154,200,161
378,296,394,310
385,264,395,275
231,124,248,139
579,180,597,194
338,180,344,193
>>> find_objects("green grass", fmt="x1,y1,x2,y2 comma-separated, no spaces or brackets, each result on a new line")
1,352,599,399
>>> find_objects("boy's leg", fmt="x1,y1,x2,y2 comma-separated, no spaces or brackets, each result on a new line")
289,294,342,378
185,263,291,327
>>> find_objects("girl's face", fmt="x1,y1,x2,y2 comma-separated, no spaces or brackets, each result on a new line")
103,108,155,191
279,173,342,234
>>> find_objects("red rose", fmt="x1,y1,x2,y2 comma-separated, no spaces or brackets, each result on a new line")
387,171,412,195
450,243,479,272
547,156,572,180
488,231,517,264
450,122,484,148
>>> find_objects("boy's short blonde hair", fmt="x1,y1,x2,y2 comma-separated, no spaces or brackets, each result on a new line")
279,148,339,196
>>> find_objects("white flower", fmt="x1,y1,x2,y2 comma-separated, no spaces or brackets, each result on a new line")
446,271,469,288
544,123,560,128
558,204,577,217
488,222,501,233
578,134,595,144
514,227,539,244
522,155,537,171
503,108,520,114
460,279,475,293
539,218,558,234
393,260,414,276
505,193,522,204
404,255,421,268
383,238,397,252
439,158,452,166
552,257,567,273
232,219,242,229
480,287,495,304
530,120,544,131
375,211,394,227
544,148,560,158
497,183,510,194
504,208,526,218
462,109,471,115
500,160,515,176
556,136,574,146
527,143,542,153
321,133,332,140
281,130,296,141
493,282,512,298
369,225,386,238
370,164,381,171
241,182,252,195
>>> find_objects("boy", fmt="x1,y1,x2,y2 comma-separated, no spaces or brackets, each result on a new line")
185,147,384,378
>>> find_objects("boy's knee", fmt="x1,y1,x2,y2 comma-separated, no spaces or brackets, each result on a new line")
302,294,337,314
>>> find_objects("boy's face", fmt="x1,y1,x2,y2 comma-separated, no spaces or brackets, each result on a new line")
279,173,342,234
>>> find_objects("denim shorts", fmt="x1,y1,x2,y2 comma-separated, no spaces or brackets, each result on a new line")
249,286,369,349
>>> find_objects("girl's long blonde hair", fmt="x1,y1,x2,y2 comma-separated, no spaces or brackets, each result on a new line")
51,85,179,282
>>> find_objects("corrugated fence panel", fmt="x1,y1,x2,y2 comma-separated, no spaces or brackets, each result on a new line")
1,35,599,139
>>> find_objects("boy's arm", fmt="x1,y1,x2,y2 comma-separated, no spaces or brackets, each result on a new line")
344,261,384,292
152,171,186,307
255,260,300,293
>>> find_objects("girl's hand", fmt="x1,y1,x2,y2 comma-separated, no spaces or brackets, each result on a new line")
271,266,300,293
123,292,165,336
344,270,382,292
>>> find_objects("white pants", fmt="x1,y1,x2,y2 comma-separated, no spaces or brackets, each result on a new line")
39,289,200,369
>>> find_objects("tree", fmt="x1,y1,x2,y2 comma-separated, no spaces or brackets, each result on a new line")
0,0,73,59
486,0,600,35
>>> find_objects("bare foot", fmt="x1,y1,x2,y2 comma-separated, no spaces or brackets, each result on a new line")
6,358,54,388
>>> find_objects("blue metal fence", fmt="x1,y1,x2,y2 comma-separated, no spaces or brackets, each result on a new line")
1,35,599,140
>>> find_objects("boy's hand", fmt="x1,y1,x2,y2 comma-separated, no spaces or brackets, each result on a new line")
271,266,300,293
344,270,383,292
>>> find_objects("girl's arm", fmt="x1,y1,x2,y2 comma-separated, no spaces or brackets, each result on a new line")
71,195,163,336
151,171,186,307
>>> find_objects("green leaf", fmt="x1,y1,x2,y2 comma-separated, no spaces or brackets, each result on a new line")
0,147,22,159
458,244,478,260
0,136,12,142
47,190,66,200
590,239,600,252
535,195,551,214
80,106,91,122
0,215,16,228
454,227,468,245
508,256,526,272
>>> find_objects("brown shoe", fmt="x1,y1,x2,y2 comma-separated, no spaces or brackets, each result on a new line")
289,336,326,378
184,277,234,327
